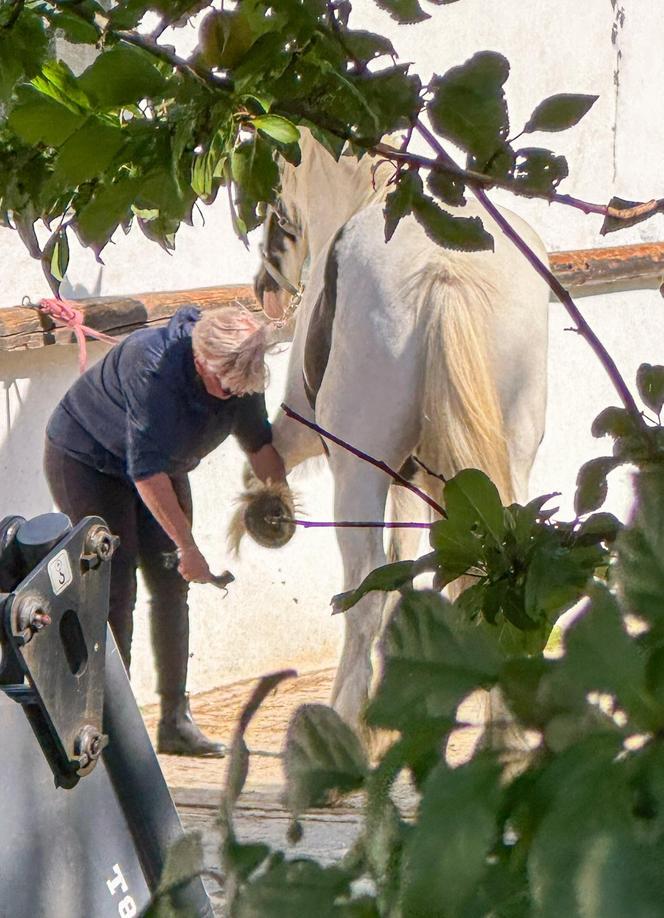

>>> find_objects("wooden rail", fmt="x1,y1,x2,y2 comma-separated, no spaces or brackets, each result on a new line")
1,241,663,352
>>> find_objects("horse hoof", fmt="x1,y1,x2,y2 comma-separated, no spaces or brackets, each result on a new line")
244,486,296,548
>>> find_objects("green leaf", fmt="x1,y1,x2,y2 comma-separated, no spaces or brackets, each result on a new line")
413,192,494,251
352,65,422,139
591,406,637,439
0,35,23,102
32,60,93,112
402,756,502,917
225,670,297,813
428,51,510,166
253,114,300,145
146,832,204,917
528,736,650,918
74,177,140,254
636,363,664,415
444,469,506,546
284,704,368,817
574,457,618,516
224,838,271,883
524,541,599,624
426,167,466,207
53,119,126,187
429,517,482,583
523,93,598,133
332,560,415,613
197,9,256,69
373,0,431,24
231,135,279,231
234,858,356,917
50,10,101,44
342,29,396,64
367,591,501,732
8,87,84,146
547,586,657,728
383,169,421,241
45,229,70,284
511,147,569,196
78,44,168,108
617,468,664,638
576,511,621,545
0,13,48,100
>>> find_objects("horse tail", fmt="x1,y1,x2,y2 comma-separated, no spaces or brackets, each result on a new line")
418,257,515,504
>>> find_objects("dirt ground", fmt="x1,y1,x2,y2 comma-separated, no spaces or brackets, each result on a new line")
141,667,483,791
141,668,336,790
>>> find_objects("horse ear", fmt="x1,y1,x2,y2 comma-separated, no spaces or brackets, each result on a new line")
262,290,287,321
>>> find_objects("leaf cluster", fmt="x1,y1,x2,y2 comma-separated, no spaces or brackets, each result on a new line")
0,0,628,287
195,472,664,918
575,363,664,516
338,468,616,655
0,0,423,289
385,51,599,250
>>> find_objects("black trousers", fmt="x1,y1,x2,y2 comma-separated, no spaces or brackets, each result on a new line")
44,439,192,700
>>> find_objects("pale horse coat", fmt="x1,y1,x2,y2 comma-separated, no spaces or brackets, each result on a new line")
254,131,550,738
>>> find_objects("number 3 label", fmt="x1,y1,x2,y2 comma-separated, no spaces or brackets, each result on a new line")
47,549,73,596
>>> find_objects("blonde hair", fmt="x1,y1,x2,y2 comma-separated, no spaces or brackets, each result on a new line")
192,306,268,395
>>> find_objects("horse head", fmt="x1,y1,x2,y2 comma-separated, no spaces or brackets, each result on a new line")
254,199,307,324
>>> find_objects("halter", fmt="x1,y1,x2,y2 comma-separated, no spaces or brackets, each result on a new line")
260,213,305,326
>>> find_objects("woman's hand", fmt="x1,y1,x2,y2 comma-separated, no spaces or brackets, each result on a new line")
177,544,212,583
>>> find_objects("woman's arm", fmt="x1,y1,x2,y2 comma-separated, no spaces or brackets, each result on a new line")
248,443,286,483
134,473,212,582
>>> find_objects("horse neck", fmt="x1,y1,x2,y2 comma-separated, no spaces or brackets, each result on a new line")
286,139,392,259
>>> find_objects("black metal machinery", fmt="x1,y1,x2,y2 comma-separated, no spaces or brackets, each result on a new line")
0,512,214,917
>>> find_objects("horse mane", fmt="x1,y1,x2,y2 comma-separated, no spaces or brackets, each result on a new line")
279,128,395,229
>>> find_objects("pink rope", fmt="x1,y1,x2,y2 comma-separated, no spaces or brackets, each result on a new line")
38,297,117,374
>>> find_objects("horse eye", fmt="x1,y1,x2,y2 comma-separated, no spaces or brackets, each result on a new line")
277,216,297,239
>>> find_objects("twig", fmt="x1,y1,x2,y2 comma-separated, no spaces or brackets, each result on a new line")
412,454,447,482
372,141,664,224
275,517,431,530
281,403,446,517
414,121,646,430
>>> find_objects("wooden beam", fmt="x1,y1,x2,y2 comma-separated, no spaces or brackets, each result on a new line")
0,285,258,352
1,241,663,352
549,242,664,289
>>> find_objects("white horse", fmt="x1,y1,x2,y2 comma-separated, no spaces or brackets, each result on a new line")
253,130,550,737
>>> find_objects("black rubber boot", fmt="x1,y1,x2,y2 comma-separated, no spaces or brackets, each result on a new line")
157,694,226,757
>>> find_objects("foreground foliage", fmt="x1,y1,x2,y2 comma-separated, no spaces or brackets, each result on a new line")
146,368,664,917
0,0,640,290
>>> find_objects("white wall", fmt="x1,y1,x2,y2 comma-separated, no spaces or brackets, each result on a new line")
1,1,663,703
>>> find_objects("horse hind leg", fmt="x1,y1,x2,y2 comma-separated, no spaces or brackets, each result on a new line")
325,448,400,747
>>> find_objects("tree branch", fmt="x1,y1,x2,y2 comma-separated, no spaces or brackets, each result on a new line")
281,403,446,517
372,140,664,224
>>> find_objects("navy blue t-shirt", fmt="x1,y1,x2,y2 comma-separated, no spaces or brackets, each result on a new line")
46,307,272,480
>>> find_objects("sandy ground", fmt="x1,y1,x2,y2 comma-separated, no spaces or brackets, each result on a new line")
142,668,336,790
142,667,483,791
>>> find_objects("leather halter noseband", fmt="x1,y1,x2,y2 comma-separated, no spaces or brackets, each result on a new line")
261,214,304,325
